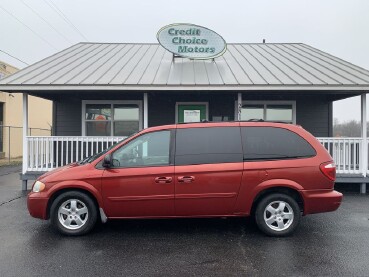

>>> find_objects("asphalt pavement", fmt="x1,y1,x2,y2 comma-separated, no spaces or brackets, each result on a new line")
0,166,369,277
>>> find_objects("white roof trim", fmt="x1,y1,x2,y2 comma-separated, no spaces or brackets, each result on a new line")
1,84,369,91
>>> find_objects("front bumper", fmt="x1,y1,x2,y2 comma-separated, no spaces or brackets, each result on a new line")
301,189,343,215
27,192,49,220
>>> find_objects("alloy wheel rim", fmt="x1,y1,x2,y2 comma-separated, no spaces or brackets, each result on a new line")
58,199,88,230
263,201,294,231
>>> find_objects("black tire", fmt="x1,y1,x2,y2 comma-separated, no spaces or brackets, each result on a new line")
50,191,98,236
255,193,301,237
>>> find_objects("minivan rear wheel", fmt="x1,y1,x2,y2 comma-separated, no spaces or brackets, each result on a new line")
50,191,97,236
255,193,301,236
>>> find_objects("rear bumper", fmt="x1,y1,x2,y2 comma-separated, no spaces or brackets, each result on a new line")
301,189,343,215
27,192,49,220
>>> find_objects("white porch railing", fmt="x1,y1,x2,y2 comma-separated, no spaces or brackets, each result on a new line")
318,137,363,175
24,136,369,176
26,136,126,172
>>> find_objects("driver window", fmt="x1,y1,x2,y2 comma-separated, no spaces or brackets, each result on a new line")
111,130,171,168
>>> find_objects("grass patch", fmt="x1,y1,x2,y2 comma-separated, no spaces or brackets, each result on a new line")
0,159,22,167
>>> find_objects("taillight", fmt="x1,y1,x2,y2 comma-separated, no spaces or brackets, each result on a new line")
320,162,336,181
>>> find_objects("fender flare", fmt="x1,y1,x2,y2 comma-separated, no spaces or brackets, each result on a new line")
252,179,304,197
241,179,304,215
47,180,104,209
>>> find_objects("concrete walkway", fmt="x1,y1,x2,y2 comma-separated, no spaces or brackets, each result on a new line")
0,165,26,205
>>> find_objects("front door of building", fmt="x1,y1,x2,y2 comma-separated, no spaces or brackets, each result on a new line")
177,103,207,123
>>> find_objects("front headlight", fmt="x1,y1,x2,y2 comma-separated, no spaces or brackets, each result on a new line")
32,181,46,192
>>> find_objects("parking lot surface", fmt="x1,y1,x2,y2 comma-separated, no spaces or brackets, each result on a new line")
0,166,369,277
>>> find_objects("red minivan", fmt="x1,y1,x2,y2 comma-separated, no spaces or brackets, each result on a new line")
28,122,342,236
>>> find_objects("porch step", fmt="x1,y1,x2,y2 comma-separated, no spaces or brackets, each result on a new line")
336,174,369,183
20,172,44,181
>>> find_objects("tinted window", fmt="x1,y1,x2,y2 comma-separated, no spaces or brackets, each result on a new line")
241,127,316,161
175,127,243,165
112,130,171,167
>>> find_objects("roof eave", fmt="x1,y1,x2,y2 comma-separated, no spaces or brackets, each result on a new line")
0,84,369,92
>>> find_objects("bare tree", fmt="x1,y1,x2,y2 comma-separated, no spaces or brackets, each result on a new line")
333,118,368,137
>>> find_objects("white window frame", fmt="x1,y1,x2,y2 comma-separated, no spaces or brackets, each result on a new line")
175,102,209,123
235,100,296,124
82,100,143,136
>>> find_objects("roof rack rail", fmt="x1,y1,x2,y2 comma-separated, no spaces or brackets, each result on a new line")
176,119,292,124
246,119,264,122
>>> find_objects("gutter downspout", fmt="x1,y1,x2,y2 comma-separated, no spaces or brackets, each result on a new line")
361,93,367,194
22,93,28,191
143,93,148,129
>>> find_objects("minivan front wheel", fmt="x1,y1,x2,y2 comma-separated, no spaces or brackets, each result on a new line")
255,193,301,236
50,191,97,236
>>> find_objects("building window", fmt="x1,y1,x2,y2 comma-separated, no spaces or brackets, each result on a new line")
82,101,142,136
240,101,296,123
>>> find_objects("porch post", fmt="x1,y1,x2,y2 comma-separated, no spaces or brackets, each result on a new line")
237,93,242,121
143,93,148,129
22,93,28,191
361,93,367,194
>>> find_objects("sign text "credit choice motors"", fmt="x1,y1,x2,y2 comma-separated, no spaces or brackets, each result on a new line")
167,27,215,54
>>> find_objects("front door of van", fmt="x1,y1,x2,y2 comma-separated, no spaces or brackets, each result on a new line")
174,126,243,216
101,130,175,218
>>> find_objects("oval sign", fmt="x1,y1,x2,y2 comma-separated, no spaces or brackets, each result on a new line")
157,23,227,60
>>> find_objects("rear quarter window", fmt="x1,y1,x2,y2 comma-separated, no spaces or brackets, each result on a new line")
241,127,316,161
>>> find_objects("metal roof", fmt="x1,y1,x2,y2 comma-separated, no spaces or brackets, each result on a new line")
1,43,369,91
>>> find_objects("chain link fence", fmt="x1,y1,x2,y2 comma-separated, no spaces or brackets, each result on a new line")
0,125,51,166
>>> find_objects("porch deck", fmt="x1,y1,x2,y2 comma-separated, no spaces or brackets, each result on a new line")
21,136,369,193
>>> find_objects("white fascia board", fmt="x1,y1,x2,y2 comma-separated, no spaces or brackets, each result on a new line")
0,84,369,91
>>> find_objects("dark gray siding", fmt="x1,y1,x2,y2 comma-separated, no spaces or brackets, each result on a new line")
241,93,331,137
53,91,332,138
296,98,331,137
54,97,82,136
53,91,143,136
148,92,237,127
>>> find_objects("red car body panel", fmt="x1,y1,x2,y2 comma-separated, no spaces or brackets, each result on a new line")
28,194,48,219
27,163,105,219
27,122,343,221
101,165,175,217
301,189,343,214
175,162,243,216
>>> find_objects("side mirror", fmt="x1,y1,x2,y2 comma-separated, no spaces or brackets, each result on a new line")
102,154,112,168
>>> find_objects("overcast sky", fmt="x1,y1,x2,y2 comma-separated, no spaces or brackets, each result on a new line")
1,0,368,122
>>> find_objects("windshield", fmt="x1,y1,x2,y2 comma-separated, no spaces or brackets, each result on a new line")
78,135,135,164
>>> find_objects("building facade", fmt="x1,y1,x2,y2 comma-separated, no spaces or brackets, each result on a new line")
0,43,368,191
0,61,52,158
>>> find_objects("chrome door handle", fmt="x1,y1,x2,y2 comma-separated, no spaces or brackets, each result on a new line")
177,176,195,183
155,177,172,183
